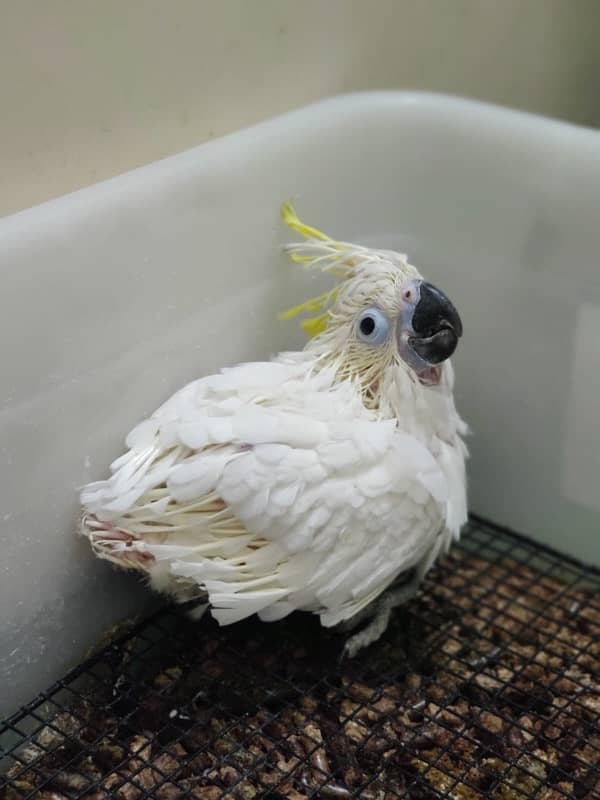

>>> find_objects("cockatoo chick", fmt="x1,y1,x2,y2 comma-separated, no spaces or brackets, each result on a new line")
80,204,468,657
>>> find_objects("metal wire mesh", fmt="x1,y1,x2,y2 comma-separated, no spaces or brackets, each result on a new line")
1,516,598,800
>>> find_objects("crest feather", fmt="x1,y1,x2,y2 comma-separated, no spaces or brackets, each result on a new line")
279,202,411,339
279,202,358,338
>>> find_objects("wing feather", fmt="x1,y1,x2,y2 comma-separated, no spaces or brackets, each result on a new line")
81,356,461,627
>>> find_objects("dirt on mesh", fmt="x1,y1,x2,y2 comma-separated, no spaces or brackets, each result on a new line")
4,546,599,800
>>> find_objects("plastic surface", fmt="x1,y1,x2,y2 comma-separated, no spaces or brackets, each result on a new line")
1,92,599,715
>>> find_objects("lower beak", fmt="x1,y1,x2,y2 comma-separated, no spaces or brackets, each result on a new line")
408,281,463,365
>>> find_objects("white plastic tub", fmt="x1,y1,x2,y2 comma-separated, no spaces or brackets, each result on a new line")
1,92,598,716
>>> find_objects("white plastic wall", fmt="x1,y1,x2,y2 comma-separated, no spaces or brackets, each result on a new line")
1,93,599,716
2,1,600,218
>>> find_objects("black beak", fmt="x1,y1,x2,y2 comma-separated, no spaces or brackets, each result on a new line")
409,281,463,365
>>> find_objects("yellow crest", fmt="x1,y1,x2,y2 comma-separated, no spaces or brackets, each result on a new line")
279,202,341,338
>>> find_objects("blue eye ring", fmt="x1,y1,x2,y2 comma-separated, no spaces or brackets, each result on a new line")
355,306,390,346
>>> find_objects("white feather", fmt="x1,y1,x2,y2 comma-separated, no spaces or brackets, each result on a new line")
80,310,467,630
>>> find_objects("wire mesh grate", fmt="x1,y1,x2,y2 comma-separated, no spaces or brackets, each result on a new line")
1,517,598,800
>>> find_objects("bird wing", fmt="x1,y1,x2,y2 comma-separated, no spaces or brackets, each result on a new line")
81,357,451,626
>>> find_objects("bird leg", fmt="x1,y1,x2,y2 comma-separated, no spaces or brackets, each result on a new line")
336,603,378,634
340,570,421,659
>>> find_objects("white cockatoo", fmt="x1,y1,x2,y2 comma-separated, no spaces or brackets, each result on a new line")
80,204,468,656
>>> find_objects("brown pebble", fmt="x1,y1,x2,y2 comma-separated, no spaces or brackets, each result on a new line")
153,666,183,689
344,720,368,743
156,784,183,800
191,788,223,800
365,736,390,754
507,726,527,747
188,751,216,772
50,772,90,793
129,734,152,759
474,673,503,691
276,755,300,773
304,721,324,743
283,788,310,800
372,695,396,714
340,698,361,719
115,781,143,800
220,765,240,786
153,751,180,775
318,782,352,798
344,766,364,787
236,782,257,799
426,684,448,703
480,711,503,734
346,681,377,703
542,723,562,741
310,745,331,775
411,734,435,751
37,794,70,800
301,695,318,713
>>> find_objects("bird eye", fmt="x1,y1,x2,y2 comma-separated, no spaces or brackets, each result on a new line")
356,307,390,346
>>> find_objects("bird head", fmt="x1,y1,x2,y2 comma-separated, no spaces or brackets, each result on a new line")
280,203,463,405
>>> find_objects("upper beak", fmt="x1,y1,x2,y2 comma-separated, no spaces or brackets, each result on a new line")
408,281,463,365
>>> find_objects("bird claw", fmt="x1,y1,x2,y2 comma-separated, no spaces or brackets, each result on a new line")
338,640,354,665
339,623,380,663
339,644,356,664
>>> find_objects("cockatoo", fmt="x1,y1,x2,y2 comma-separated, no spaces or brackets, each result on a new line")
80,204,467,657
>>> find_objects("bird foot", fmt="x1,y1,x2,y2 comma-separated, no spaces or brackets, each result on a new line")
339,575,421,661
340,604,392,661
